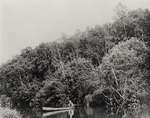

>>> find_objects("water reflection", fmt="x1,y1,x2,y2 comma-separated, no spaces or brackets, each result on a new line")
68,109,74,118
42,106,106,118
22,106,150,118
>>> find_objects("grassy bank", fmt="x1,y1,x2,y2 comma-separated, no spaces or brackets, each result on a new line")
0,107,21,118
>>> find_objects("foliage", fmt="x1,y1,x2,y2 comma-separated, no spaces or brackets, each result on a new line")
104,7,150,45
31,81,68,108
0,107,21,118
0,95,12,108
54,58,99,104
0,6,150,118
97,38,148,115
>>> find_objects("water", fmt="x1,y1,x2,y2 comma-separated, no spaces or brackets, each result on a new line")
43,107,107,118
21,107,108,118
21,106,150,118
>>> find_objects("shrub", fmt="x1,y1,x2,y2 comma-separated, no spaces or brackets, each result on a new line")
97,38,148,115
31,81,68,108
54,58,99,104
0,107,21,118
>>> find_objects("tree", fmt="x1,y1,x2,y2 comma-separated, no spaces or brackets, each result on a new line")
98,38,148,114
54,58,99,104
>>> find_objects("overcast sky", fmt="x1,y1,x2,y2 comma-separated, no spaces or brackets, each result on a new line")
0,0,150,65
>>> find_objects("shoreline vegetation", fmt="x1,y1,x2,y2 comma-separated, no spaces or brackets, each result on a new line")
0,4,150,118
0,107,21,118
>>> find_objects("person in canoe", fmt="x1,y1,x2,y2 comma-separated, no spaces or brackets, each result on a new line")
68,100,74,118
68,100,74,107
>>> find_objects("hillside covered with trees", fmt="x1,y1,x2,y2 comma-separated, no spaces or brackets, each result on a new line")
0,5,150,117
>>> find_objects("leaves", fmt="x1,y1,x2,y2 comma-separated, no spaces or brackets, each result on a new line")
0,7,150,114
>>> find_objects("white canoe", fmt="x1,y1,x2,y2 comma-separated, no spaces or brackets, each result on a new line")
43,110,70,117
43,106,74,111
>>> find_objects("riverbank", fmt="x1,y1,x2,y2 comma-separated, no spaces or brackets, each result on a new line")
0,107,21,118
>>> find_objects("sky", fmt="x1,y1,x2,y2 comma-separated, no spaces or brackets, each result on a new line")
0,0,150,65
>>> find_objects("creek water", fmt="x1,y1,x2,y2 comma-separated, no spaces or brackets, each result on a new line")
21,106,150,118
22,107,106,118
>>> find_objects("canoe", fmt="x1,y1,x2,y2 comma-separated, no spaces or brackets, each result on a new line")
43,110,70,117
43,106,74,111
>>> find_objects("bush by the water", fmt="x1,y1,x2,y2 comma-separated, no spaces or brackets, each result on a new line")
0,107,21,118
89,38,148,115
